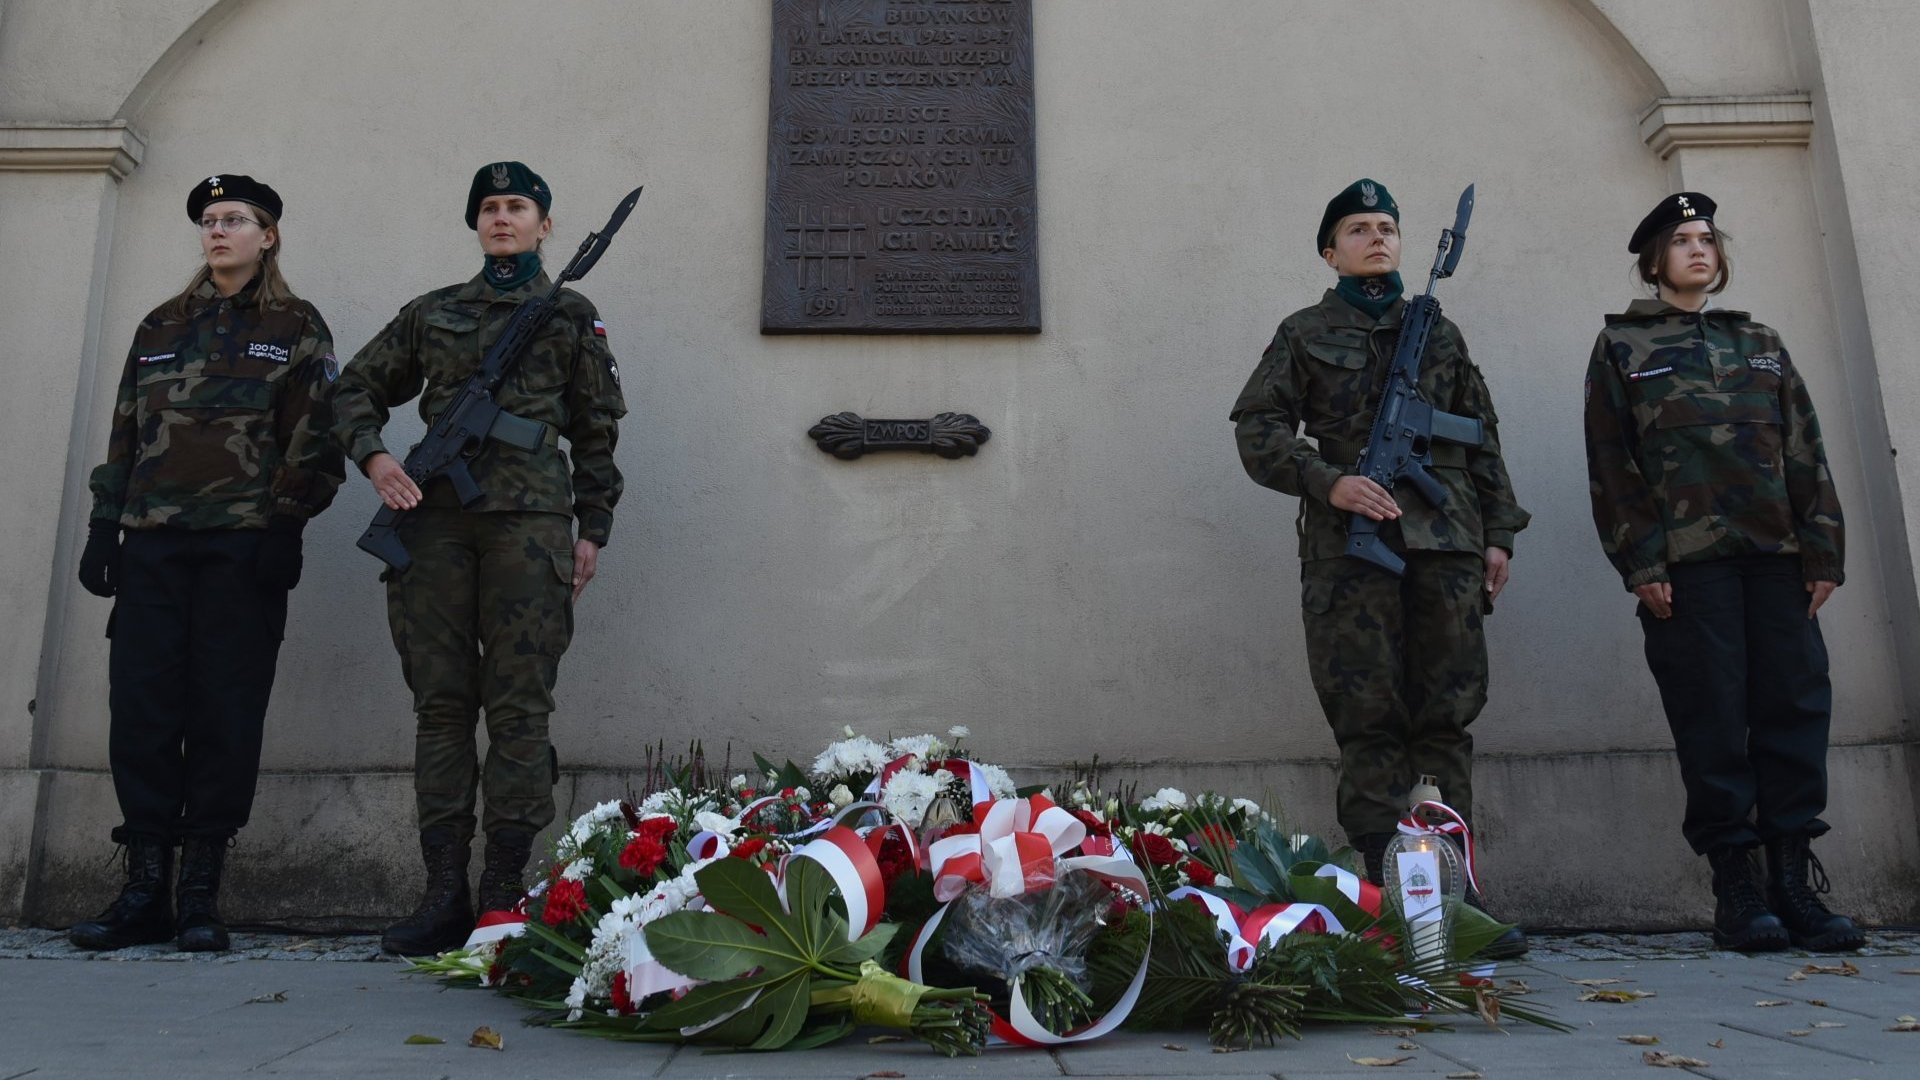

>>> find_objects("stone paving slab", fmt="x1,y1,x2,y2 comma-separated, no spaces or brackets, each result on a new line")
3,928,1917,1079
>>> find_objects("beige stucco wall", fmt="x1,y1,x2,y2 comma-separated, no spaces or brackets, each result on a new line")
3,0,1914,928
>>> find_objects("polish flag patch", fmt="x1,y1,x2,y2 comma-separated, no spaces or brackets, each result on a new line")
592,320,608,338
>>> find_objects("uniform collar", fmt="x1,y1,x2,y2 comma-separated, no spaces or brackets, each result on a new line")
456,270,553,304
1319,287,1405,328
1608,296,1750,324
193,272,262,308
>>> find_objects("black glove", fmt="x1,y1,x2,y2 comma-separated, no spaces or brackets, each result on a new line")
256,515,306,591
77,520,121,598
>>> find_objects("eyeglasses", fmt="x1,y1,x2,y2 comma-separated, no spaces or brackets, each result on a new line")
197,214,261,233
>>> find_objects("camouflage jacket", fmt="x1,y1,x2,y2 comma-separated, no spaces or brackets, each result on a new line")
1231,289,1530,561
88,277,344,530
332,272,627,546
1583,298,1843,589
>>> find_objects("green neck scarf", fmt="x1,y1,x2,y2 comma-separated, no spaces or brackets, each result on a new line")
1336,272,1403,321
484,252,542,292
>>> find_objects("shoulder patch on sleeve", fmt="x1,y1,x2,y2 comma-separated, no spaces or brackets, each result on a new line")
322,353,340,382
592,319,607,339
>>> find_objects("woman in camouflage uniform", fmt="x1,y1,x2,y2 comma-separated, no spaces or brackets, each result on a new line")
333,162,626,955
1233,178,1530,959
71,174,344,953
1584,192,1861,952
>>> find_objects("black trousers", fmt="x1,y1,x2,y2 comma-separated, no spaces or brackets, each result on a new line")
108,529,286,844
1638,555,1831,855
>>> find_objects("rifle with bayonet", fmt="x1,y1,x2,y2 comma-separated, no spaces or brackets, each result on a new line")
356,185,643,572
1343,183,1484,576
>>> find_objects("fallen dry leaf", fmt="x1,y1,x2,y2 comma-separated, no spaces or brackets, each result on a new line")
1581,989,1656,1003
244,991,287,1005
1754,999,1789,1007
1397,1042,1419,1050
1373,1026,1420,1037
1446,1073,1482,1080
1808,999,1828,1007
1348,1055,1414,1067
1895,968,1920,976
1786,971,1808,981
1618,1034,1660,1045
1210,1045,1245,1054
865,1035,904,1044
1500,979,1534,995
1642,1051,1710,1068
403,1035,443,1045
861,1073,905,1080
1787,1029,1812,1037
1162,1043,1187,1052
1708,1038,1725,1049
468,1026,502,1051
1798,960,1860,977
1888,1015,1920,1033
1810,1021,1845,1029
1572,977,1631,986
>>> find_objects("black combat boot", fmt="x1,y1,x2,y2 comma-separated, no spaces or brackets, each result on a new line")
1353,833,1390,887
69,838,175,950
1707,845,1789,951
476,828,536,915
380,826,473,956
175,837,231,952
1765,833,1865,952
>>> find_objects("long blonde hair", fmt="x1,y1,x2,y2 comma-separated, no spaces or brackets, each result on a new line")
159,207,298,320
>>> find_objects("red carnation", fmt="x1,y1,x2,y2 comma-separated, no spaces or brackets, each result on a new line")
1068,809,1111,838
1129,832,1180,867
636,816,677,841
610,970,636,1015
542,878,588,925
739,788,756,800
875,830,917,884
619,835,669,876
1184,859,1218,886
730,837,770,861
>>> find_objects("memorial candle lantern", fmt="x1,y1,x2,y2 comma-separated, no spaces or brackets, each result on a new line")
1382,827,1464,971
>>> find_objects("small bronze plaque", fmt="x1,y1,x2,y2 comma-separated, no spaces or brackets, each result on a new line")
763,0,1039,333
809,412,991,459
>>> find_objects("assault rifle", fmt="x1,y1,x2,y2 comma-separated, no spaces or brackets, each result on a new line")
356,185,643,572
1343,184,1484,576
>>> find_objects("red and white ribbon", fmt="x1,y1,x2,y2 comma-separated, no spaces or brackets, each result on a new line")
778,825,888,940
905,796,1152,1046
1163,887,1344,971
1313,862,1385,918
1396,800,1480,894
864,754,994,808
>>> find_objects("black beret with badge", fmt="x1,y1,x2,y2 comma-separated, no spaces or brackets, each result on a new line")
187,174,283,222
1628,191,1716,254
466,160,552,229
1317,177,1400,253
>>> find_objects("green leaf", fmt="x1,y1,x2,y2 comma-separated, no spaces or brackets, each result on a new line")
747,975,812,1050
402,1034,444,1045
1285,865,1378,931
695,858,809,958
785,1016,856,1050
643,910,802,983
521,918,590,960
782,855,829,958
1450,898,1510,961
642,970,785,1033
820,921,896,968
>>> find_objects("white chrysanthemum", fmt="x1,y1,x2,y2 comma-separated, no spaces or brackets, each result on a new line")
637,787,682,816
693,809,736,836
559,857,591,882
810,735,889,782
729,773,748,789
1139,787,1190,813
1231,797,1263,819
828,783,854,808
880,769,940,826
792,785,811,802
1215,875,1235,889
887,733,945,761
971,762,1017,799
947,724,971,739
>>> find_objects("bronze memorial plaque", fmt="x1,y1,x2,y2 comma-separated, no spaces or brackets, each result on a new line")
762,0,1039,333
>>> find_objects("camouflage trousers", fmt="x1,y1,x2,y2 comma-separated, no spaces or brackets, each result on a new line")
384,509,574,839
1300,551,1489,839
